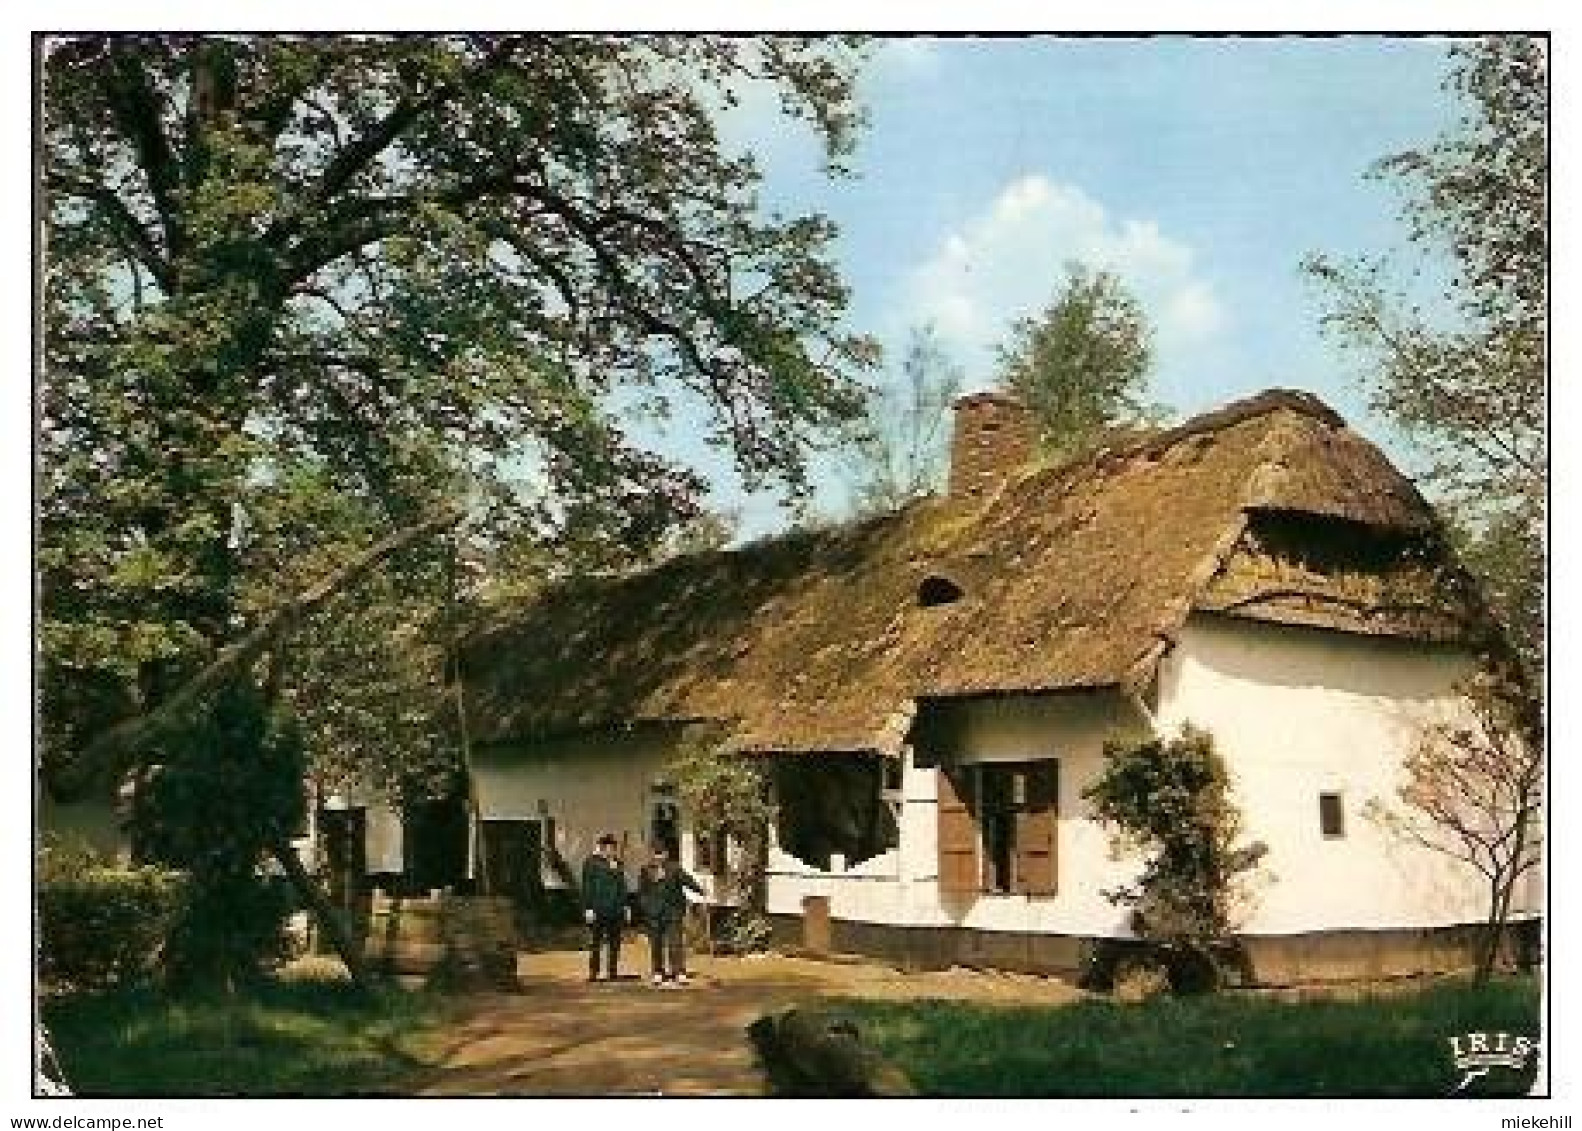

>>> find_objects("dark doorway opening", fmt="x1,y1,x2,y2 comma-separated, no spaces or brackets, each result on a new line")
479,818,546,932
650,801,681,858
402,795,470,895
773,754,898,871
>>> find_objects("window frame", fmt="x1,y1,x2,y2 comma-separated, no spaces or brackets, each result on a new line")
1318,791,1346,839
937,759,1059,897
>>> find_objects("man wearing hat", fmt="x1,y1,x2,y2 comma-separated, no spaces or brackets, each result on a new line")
581,833,630,981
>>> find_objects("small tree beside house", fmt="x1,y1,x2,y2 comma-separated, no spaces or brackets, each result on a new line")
1365,667,1542,984
1083,726,1268,995
668,741,775,953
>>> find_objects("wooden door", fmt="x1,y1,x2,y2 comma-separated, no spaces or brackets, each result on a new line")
479,819,544,905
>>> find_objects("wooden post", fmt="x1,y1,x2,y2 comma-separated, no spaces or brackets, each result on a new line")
802,895,831,956
270,836,373,991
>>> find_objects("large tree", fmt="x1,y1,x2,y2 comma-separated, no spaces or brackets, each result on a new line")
1304,36,1546,678
994,263,1162,460
1305,37,1546,985
39,34,876,979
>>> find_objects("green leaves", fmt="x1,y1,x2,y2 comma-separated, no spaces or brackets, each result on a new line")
1303,37,1546,679
668,739,772,907
1084,726,1268,943
42,34,875,791
995,263,1165,461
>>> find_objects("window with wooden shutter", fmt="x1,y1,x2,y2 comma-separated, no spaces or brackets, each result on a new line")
936,766,979,895
1014,761,1059,896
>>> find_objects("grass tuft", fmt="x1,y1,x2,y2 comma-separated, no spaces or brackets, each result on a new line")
42,974,452,1096
822,976,1542,1097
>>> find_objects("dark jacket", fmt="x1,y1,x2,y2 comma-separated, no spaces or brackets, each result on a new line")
581,853,628,919
637,860,703,923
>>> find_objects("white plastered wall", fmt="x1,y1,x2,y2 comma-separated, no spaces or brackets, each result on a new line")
766,691,1154,937
469,723,723,896
1155,613,1539,934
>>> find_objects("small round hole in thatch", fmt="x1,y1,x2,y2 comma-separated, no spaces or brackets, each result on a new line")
917,575,964,607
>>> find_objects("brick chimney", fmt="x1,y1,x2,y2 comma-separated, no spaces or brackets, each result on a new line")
947,391,1036,503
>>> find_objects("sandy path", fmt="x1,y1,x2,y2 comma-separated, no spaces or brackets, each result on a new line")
408,939,1085,1096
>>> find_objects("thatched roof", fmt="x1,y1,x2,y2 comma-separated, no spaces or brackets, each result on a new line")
460,389,1464,754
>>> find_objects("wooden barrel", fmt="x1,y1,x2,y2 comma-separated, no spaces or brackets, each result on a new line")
365,892,518,988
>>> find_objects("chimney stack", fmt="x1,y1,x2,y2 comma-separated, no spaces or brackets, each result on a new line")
948,391,1035,503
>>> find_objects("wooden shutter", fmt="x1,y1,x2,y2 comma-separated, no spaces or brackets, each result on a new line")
1014,761,1059,896
937,766,980,895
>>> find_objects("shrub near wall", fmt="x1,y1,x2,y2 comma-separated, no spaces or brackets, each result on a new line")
38,864,185,991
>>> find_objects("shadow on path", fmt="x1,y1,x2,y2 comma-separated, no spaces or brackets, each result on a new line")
409,937,1084,1096
413,942,814,1096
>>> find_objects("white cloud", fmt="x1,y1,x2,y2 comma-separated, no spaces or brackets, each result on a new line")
901,175,1226,386
1163,279,1227,340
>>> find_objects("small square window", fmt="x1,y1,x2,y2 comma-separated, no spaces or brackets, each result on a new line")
1318,792,1345,839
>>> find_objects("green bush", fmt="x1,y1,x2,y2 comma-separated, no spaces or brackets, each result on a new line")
37,833,108,883
713,908,773,955
129,682,307,989
38,865,186,991
162,874,298,990
1083,726,1268,989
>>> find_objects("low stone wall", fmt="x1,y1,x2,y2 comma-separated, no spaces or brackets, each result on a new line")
767,913,1542,986
768,914,1085,977
1241,920,1541,985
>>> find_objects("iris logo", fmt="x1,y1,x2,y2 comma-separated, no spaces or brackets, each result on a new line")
1447,1031,1537,1093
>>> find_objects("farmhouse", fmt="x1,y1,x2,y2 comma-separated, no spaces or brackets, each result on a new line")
43,387,1535,982
449,387,1540,983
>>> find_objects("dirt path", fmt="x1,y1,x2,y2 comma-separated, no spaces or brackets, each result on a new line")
408,940,1085,1096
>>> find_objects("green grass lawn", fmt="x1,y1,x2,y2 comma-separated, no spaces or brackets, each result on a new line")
42,973,453,1097
827,976,1543,1098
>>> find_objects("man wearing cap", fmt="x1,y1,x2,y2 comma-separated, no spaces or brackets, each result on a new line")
580,833,629,982
637,845,704,986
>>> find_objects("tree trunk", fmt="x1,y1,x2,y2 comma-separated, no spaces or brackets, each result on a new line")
1474,874,1508,985
270,836,374,992
1477,814,1534,984
747,1008,915,1097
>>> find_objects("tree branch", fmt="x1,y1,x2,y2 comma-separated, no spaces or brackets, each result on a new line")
265,37,525,258
102,44,184,267
76,506,464,772
54,175,174,292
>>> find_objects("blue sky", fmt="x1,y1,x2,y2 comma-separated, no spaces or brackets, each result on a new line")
652,35,1466,539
